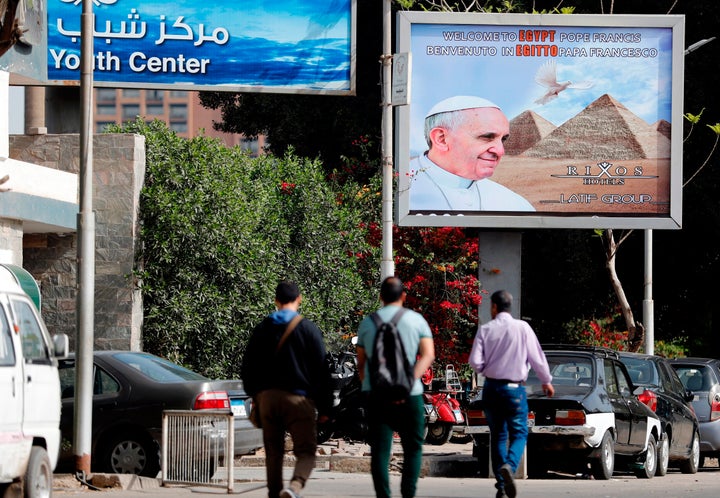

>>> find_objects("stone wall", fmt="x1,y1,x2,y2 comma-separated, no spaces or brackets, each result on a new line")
9,134,145,352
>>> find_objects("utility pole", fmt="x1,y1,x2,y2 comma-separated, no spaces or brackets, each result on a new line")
74,0,95,476
380,0,394,280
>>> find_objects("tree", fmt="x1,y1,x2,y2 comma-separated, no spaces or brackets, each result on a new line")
107,119,378,377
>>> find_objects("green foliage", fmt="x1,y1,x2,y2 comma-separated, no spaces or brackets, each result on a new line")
105,119,377,377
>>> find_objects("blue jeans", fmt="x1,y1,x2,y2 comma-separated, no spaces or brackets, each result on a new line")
483,379,528,491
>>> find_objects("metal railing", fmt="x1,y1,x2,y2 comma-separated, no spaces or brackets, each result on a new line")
161,410,235,493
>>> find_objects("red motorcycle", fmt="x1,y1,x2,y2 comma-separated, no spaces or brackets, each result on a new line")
422,365,466,445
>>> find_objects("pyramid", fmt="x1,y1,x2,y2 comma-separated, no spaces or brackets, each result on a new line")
506,110,557,155
652,119,671,140
522,94,671,160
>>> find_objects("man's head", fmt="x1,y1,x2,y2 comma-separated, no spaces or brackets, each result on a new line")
490,290,513,317
424,96,510,181
275,280,301,306
379,276,405,305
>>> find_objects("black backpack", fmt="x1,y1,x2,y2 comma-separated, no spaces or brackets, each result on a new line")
369,308,414,402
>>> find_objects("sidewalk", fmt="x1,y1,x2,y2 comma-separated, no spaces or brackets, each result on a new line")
53,440,479,495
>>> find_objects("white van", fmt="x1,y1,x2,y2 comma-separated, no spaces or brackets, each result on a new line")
0,264,68,498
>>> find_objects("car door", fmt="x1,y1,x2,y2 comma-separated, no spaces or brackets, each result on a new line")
604,358,632,448
9,295,61,447
615,360,650,449
658,361,695,453
0,300,24,479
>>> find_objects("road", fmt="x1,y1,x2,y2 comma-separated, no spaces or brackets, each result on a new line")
53,467,720,498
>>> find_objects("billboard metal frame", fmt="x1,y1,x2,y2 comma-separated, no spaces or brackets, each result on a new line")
39,0,356,96
395,12,684,229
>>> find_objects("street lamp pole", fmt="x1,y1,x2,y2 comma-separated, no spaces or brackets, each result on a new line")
75,0,96,475
380,0,394,279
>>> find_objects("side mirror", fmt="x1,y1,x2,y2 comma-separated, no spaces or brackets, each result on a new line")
53,333,69,358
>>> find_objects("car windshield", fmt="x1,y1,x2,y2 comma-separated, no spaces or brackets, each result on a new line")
113,352,208,382
527,355,594,396
621,357,659,387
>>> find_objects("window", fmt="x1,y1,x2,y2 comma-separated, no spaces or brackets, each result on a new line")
145,104,164,116
0,312,15,366
59,360,120,398
122,104,141,120
96,121,116,133
169,103,187,119
96,104,117,115
96,88,116,102
240,138,260,155
169,90,187,98
169,122,188,133
12,299,48,362
146,89,164,102
122,89,140,98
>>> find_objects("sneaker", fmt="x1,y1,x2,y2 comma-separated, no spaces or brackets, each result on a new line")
279,488,301,498
499,464,516,498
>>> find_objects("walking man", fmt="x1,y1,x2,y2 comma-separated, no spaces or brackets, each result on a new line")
468,290,554,498
241,280,332,498
356,276,436,498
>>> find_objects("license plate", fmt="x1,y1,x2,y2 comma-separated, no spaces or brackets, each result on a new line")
230,399,247,417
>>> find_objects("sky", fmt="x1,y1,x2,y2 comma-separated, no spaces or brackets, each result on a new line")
405,22,677,156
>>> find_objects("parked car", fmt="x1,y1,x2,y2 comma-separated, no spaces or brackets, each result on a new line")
668,357,720,468
465,345,661,479
56,351,263,477
618,351,700,475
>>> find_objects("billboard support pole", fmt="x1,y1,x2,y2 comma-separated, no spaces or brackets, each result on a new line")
643,229,654,355
380,0,394,280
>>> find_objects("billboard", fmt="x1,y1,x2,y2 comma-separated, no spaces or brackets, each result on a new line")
40,0,355,94
395,12,685,229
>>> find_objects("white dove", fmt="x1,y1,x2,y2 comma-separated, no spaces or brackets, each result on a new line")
533,59,594,105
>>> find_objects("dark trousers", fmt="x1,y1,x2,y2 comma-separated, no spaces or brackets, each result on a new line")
256,389,318,498
367,394,425,498
483,379,529,492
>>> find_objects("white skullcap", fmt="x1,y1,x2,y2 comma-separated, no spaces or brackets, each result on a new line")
425,96,500,119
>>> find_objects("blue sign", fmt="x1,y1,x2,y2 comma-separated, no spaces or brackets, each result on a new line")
46,0,355,94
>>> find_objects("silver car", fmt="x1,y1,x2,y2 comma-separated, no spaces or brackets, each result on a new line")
669,357,720,468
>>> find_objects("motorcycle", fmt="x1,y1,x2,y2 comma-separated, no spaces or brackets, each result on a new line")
317,342,369,444
423,365,466,445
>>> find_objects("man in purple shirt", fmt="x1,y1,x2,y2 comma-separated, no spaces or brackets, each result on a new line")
469,290,554,498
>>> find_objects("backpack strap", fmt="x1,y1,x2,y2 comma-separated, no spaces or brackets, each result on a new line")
370,307,407,330
276,314,303,353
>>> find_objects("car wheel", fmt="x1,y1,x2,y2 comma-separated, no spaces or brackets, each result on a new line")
317,421,334,445
99,430,160,477
590,431,615,480
656,434,669,476
679,430,700,474
425,423,453,445
23,446,52,498
635,435,657,479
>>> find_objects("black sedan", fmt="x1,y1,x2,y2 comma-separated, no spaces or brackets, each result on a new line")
56,351,263,477
465,345,661,479
618,351,700,475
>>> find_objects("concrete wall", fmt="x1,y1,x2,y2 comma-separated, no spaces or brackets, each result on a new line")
9,133,145,352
